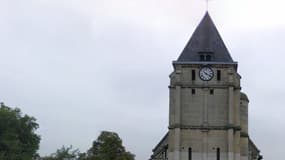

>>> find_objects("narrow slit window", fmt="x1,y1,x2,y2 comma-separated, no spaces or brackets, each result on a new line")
217,148,220,160
192,70,196,80
192,89,196,95
210,89,214,95
188,147,192,160
217,70,221,81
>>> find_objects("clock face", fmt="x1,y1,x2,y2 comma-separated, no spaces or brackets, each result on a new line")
199,66,214,81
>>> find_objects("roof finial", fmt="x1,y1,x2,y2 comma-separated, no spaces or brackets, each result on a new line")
206,0,211,12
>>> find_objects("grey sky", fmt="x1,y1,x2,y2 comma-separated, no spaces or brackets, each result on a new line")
0,0,284,159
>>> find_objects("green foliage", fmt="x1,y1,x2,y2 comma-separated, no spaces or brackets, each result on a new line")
42,131,135,160
0,103,135,160
86,131,135,160
0,103,41,160
41,145,79,160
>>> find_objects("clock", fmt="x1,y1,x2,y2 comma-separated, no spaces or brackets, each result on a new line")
199,66,214,81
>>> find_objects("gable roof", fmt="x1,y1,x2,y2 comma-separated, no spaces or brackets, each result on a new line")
177,12,234,63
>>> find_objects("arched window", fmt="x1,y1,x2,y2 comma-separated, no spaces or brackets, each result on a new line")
217,148,220,160
200,55,205,61
206,55,212,61
188,147,192,160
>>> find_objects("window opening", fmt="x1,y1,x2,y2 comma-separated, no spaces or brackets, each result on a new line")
192,89,196,95
206,55,211,61
188,148,192,160
200,55,205,61
217,70,221,81
192,70,196,80
217,148,220,160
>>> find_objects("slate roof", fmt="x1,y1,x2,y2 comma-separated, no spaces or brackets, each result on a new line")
177,12,234,62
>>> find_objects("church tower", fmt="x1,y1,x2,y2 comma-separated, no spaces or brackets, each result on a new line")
150,12,262,160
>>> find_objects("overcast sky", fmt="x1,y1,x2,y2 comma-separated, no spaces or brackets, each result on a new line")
0,0,284,159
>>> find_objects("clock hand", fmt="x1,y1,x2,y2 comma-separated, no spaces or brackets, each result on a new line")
204,71,210,77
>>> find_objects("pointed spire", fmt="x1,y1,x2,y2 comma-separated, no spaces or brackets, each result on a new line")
177,12,234,63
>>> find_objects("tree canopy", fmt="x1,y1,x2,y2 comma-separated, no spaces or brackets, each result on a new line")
42,131,135,160
0,102,135,160
41,146,79,160
86,131,135,160
0,103,41,160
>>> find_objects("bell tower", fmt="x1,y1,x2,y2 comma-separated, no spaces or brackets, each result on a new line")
150,12,262,160
168,11,241,160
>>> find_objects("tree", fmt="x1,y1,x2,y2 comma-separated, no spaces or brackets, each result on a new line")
40,131,135,160
0,103,41,160
86,131,135,160
41,145,80,160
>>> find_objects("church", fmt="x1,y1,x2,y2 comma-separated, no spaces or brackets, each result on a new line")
150,12,263,160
